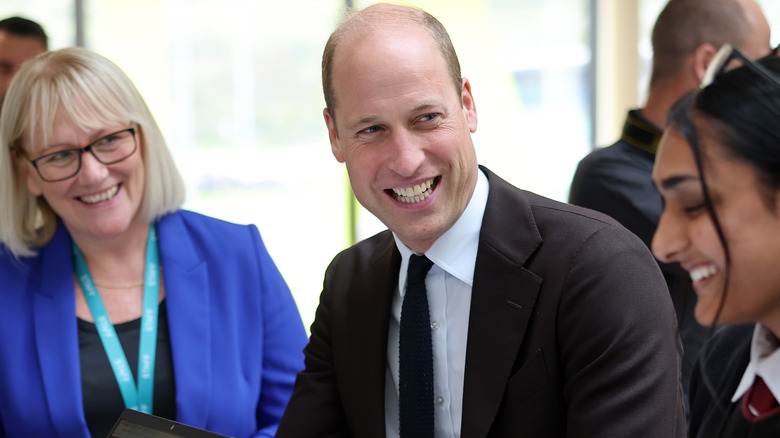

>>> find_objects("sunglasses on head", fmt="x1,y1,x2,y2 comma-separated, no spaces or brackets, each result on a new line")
699,44,780,89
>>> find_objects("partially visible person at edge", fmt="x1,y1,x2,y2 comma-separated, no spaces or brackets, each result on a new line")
276,3,685,437
653,50,780,436
0,16,47,110
568,0,772,410
0,46,307,438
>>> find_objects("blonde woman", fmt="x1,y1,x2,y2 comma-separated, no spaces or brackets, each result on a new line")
0,47,307,438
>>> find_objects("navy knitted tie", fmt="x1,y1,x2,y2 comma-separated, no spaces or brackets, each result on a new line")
399,254,435,438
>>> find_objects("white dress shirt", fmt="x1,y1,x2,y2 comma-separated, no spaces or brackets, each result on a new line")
732,324,780,407
385,170,489,438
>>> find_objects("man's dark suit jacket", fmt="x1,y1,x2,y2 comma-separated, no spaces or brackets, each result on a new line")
278,167,685,437
569,110,709,401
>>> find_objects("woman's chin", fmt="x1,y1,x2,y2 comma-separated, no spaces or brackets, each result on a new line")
694,305,721,327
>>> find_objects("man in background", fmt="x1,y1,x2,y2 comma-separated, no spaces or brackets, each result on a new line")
278,3,685,437
0,16,47,109
569,0,772,409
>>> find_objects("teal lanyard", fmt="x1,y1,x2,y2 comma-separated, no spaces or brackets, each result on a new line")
72,223,160,413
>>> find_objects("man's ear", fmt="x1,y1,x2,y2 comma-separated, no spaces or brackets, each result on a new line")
324,108,345,163
693,43,719,83
461,78,478,133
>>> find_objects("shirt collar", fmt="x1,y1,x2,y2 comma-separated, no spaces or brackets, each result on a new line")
395,169,489,293
621,109,662,155
732,324,780,403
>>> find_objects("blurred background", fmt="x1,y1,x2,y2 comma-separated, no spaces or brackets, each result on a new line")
2,0,778,330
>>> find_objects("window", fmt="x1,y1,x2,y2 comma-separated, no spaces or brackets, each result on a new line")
0,0,74,49
85,0,348,329
3,1,594,329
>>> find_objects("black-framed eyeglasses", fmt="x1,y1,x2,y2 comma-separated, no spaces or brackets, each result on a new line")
700,44,780,89
20,126,137,182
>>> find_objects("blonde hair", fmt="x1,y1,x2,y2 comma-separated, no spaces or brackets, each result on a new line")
0,46,185,258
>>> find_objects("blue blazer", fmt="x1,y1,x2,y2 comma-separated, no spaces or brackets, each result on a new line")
0,210,308,438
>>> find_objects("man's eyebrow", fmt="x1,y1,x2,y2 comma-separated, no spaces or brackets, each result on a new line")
345,102,445,132
347,116,379,132
412,102,441,113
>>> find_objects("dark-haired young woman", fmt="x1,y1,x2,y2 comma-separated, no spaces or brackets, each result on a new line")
652,48,780,437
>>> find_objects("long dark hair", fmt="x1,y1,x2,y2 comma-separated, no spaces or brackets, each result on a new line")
666,55,780,422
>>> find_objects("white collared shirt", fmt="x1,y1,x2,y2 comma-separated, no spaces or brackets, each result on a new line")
731,324,780,406
385,169,489,438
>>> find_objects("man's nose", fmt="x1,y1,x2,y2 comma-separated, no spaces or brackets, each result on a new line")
386,129,425,178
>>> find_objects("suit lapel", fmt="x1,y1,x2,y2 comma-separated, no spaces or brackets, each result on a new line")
156,213,212,427
34,224,91,437
461,168,543,438
347,233,399,438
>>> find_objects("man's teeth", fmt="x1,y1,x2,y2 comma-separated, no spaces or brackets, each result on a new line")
80,185,119,204
690,265,718,282
392,179,434,204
